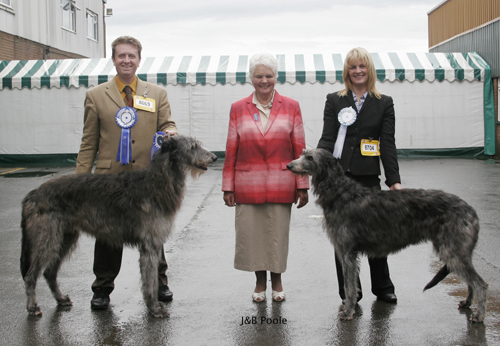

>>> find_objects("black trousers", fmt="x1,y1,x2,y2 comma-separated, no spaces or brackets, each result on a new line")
92,240,169,294
335,173,395,299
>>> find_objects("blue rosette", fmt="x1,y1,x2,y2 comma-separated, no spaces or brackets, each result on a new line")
150,131,166,162
115,107,138,165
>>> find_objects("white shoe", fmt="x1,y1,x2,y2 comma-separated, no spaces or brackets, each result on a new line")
252,291,266,302
272,290,286,302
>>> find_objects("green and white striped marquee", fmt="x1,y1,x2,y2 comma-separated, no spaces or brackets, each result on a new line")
0,52,491,90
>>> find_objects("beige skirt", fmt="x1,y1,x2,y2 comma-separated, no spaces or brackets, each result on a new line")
234,203,292,273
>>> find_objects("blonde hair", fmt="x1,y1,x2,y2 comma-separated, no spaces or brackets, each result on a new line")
338,47,381,99
111,36,142,59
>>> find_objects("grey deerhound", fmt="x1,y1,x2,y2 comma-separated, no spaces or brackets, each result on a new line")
287,148,487,322
21,135,217,318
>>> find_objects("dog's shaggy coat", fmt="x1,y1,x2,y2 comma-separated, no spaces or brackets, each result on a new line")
287,148,487,322
21,135,217,318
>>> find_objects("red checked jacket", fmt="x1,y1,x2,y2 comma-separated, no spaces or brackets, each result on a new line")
222,91,309,204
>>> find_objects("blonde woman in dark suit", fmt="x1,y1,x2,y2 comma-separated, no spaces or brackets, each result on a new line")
317,47,402,304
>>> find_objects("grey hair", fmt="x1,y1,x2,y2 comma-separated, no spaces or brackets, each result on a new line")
248,53,278,79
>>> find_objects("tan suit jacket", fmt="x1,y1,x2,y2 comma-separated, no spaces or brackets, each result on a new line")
75,78,177,174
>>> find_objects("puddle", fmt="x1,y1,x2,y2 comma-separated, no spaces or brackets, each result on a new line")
2,171,57,178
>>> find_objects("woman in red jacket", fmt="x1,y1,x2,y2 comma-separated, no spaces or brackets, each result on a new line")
222,53,309,303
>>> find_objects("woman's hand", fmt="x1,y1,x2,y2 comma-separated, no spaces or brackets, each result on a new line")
390,183,402,191
223,191,236,207
295,189,309,208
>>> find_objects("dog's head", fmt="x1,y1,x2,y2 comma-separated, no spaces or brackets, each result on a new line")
287,148,338,178
157,135,217,178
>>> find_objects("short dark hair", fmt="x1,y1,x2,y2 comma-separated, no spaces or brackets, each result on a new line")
111,36,142,59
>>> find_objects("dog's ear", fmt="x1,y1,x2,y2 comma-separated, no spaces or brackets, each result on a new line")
161,137,177,153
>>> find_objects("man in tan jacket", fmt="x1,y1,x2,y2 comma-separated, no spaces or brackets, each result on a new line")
75,36,178,310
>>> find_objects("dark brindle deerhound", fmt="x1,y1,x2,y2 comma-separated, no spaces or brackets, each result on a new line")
287,148,487,322
21,135,217,318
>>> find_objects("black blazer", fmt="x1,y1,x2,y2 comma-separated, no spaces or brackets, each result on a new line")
317,90,401,187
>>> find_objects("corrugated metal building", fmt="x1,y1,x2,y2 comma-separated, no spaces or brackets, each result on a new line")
0,0,107,60
428,0,500,156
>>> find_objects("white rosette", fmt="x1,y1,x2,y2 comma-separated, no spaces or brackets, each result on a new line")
333,107,357,158
338,107,357,126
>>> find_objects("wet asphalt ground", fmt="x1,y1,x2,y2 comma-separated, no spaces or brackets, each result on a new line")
1,158,500,346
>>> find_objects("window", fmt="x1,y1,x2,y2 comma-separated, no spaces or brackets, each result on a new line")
87,10,98,40
61,0,76,32
0,0,14,15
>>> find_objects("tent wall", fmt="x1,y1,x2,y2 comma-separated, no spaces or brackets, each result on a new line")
0,52,493,164
376,81,484,149
0,79,485,157
0,86,86,155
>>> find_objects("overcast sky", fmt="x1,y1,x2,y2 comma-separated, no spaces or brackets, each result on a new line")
103,0,445,58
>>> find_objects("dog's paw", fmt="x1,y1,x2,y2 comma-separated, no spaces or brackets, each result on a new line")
458,299,471,309
150,303,170,318
27,306,43,317
339,310,354,320
57,295,73,306
470,312,485,323
151,309,170,318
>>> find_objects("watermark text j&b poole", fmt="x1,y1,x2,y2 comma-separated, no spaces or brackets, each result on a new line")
240,316,287,326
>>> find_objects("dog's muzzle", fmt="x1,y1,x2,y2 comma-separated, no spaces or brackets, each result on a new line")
196,155,217,170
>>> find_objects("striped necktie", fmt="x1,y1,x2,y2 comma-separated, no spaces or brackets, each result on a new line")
123,85,134,107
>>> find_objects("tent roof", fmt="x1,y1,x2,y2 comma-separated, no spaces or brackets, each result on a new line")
0,52,490,90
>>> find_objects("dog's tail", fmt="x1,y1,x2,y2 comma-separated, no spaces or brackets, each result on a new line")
423,265,450,291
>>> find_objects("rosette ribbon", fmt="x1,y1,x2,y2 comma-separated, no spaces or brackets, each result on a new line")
150,131,166,161
115,107,138,165
333,107,357,158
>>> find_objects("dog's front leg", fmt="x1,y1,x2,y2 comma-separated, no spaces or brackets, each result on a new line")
139,244,169,318
339,252,358,320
